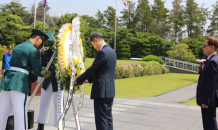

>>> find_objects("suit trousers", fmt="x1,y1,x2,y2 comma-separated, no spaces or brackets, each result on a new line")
0,90,28,130
94,98,114,130
201,107,217,130
37,83,64,127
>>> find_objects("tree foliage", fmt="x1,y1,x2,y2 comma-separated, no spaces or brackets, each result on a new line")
135,0,153,32
0,12,32,44
120,0,136,29
116,28,131,59
151,0,170,38
0,0,215,62
169,0,185,42
0,0,31,24
167,43,196,62
104,6,117,30
207,1,218,37
184,0,206,38
95,10,106,29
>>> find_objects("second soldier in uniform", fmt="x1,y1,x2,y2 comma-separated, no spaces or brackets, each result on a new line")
37,31,64,130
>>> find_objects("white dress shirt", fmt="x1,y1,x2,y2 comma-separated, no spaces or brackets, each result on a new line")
100,43,107,50
207,53,217,60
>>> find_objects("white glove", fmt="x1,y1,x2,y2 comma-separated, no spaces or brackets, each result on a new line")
37,77,42,82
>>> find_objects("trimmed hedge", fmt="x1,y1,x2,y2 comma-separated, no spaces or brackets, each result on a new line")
142,55,164,64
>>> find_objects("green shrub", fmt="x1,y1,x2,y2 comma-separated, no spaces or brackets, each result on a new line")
142,55,164,64
141,61,169,75
115,67,123,79
115,61,169,79
0,46,7,60
115,66,131,79
123,69,131,78
133,65,141,77
161,65,169,74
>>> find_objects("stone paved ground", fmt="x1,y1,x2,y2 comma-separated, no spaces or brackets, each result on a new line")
27,83,210,130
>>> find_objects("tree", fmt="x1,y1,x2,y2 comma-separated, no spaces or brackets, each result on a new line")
184,36,207,58
134,0,153,32
184,0,206,38
169,0,185,42
104,6,118,30
167,43,196,62
129,32,151,58
198,4,209,36
120,0,136,29
83,28,97,58
30,0,52,27
48,16,61,30
31,21,50,33
148,35,172,56
81,15,98,28
0,0,31,24
207,1,218,36
95,10,106,29
0,12,32,45
3,34,16,46
151,0,170,38
55,13,78,29
116,40,131,59
116,28,131,59
99,28,114,46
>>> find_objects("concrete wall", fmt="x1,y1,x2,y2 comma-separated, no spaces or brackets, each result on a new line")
166,65,198,74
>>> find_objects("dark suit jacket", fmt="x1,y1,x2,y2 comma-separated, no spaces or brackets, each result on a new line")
196,54,218,108
76,44,117,99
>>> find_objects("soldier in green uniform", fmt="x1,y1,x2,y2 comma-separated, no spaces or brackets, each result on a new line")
37,31,64,130
0,29,54,130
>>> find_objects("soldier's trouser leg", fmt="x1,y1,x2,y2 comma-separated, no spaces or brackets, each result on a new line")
38,83,53,124
53,90,64,127
11,90,28,130
0,90,28,130
0,90,13,130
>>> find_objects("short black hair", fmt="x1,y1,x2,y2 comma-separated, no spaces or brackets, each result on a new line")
30,33,40,39
30,33,44,47
30,33,44,43
88,32,104,42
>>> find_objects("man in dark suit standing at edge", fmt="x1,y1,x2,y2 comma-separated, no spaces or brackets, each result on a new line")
197,36,218,130
75,32,117,130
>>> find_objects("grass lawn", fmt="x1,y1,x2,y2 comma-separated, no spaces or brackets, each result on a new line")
84,58,142,68
183,97,197,105
76,73,199,98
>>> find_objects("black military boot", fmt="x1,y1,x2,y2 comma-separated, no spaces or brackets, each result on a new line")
37,123,44,130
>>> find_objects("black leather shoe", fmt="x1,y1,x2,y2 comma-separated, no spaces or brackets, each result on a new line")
36,123,44,130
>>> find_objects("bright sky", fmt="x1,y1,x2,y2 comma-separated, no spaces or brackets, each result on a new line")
0,0,216,28
0,0,215,17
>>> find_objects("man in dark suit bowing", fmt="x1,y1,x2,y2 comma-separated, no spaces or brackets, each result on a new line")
75,32,117,130
197,36,218,130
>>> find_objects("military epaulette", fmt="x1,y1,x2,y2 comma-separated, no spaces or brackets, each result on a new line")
41,47,49,52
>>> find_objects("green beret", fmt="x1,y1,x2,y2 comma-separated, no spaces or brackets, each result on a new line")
31,29,49,41
46,31,55,42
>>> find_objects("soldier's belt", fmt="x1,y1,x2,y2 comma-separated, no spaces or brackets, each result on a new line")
10,66,29,75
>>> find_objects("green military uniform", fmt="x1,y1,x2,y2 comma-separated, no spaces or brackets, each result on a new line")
0,29,52,130
37,31,64,129
41,47,64,91
0,40,55,95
